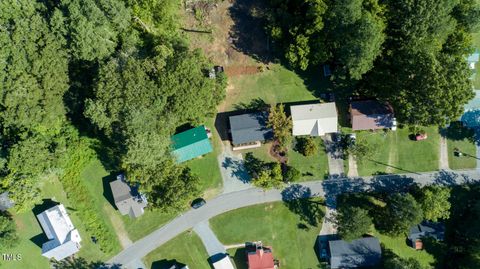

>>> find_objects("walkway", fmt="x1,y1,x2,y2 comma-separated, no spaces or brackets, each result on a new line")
439,136,449,170
193,221,226,256
347,155,358,177
218,141,252,193
109,169,480,268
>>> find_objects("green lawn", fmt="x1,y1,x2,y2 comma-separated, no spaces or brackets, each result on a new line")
223,64,326,111
185,118,223,198
376,232,440,268
210,202,324,269
123,210,177,242
445,123,477,170
143,231,210,269
5,171,115,269
356,126,440,176
289,137,329,180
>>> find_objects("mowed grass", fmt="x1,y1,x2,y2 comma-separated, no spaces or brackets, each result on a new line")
5,172,114,269
376,232,439,268
143,231,210,269
356,126,440,175
445,123,477,170
210,202,324,269
289,137,329,180
223,64,318,111
185,118,222,198
122,210,177,242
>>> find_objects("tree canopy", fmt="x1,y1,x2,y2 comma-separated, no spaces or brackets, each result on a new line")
377,193,423,236
336,206,373,241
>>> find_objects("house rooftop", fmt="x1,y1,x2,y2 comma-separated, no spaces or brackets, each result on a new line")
291,102,337,121
350,100,394,130
408,221,445,243
247,246,275,269
171,125,213,163
172,126,209,150
229,112,273,145
110,175,147,218
36,204,81,261
329,237,381,269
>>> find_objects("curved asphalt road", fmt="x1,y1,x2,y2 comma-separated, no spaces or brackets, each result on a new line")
109,169,480,268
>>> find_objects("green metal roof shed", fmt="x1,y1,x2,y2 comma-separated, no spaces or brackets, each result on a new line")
171,125,213,163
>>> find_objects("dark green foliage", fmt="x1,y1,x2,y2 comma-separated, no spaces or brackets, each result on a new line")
376,193,423,236
52,257,117,269
415,185,451,222
244,153,283,189
268,104,292,151
295,137,318,156
335,206,373,241
346,137,375,163
0,213,18,250
59,139,121,254
284,166,300,182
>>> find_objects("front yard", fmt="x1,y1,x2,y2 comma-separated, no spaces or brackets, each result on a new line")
143,231,211,269
356,126,440,176
445,122,477,170
210,201,325,269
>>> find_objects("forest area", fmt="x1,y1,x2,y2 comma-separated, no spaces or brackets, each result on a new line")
1,0,480,267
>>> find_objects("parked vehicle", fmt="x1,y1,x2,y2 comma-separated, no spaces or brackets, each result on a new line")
191,198,206,209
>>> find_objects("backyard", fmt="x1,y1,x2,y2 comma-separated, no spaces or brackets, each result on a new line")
210,201,325,269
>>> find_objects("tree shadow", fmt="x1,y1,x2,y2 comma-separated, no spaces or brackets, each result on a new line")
281,184,325,226
433,170,476,186
370,174,415,193
422,237,447,268
233,98,269,111
222,156,251,183
102,173,118,210
151,259,187,269
228,0,271,63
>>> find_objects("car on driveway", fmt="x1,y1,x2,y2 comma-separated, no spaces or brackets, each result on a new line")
191,198,206,209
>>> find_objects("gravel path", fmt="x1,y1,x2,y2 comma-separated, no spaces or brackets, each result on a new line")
439,136,449,170
217,141,253,193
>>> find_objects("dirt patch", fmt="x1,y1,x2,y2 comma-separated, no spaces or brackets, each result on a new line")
269,141,288,164
225,66,261,76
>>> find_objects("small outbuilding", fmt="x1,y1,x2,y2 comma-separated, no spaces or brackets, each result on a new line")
36,204,82,261
329,237,382,269
171,125,213,163
408,221,445,250
291,102,338,136
110,174,147,218
211,254,235,269
350,100,395,131
229,112,273,150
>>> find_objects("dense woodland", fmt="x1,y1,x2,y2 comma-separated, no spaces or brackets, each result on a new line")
266,0,480,125
0,0,225,216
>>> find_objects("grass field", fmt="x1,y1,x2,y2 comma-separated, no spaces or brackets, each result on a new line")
222,65,327,112
210,201,324,269
143,231,210,269
357,126,440,176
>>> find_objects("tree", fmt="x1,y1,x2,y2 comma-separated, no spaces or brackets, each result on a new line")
284,166,301,182
252,163,283,190
52,257,119,269
417,185,451,222
59,0,131,61
377,193,423,236
0,213,18,250
336,206,373,241
296,137,318,156
268,104,292,151
325,0,386,79
346,138,375,163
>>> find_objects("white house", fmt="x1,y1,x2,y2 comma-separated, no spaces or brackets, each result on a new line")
212,254,235,269
36,204,81,261
291,102,338,136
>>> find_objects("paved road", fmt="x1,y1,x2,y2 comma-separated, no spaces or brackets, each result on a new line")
193,221,226,256
110,169,480,268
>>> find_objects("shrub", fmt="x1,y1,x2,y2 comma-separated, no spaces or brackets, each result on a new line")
284,166,300,182
296,137,318,156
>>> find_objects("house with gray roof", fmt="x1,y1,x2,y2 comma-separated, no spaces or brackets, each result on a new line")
229,112,273,150
408,221,445,250
0,192,14,211
329,237,381,269
110,175,147,218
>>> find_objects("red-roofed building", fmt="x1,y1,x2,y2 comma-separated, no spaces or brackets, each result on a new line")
246,242,276,269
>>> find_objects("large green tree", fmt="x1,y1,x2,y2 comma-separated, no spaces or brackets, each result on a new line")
377,193,423,236
0,213,18,250
416,185,451,222
336,206,373,241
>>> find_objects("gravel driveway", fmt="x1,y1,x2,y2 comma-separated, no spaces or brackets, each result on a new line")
218,141,252,193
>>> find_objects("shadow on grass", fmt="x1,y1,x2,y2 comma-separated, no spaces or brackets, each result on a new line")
151,259,187,269
281,184,325,226
231,248,248,269
30,199,61,248
102,173,118,210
